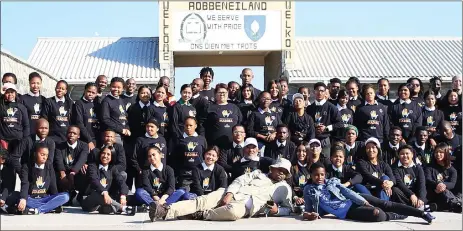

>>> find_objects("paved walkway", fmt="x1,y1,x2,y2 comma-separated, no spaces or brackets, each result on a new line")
1,208,461,230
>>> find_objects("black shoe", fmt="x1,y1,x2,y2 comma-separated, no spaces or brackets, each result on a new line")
54,206,63,213
22,208,38,215
125,206,137,216
136,205,148,213
425,203,438,212
148,202,168,222
388,212,408,221
177,211,204,220
422,212,435,224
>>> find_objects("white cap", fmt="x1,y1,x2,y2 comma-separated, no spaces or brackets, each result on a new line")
244,138,258,148
308,138,321,146
292,93,304,102
2,83,17,92
365,137,381,149
269,158,292,177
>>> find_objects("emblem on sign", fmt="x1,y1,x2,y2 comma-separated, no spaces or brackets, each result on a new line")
244,15,266,42
180,13,207,43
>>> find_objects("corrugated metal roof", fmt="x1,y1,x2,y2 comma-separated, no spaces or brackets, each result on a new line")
1,48,58,97
28,37,166,84
288,37,463,84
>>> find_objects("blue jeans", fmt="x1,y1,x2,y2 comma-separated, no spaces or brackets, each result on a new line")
135,188,197,206
352,184,371,195
26,192,70,213
362,176,391,201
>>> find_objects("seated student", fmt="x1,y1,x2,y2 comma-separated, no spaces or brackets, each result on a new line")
171,117,207,196
190,146,228,197
432,121,462,158
131,119,167,188
263,124,297,163
453,145,462,195
302,163,435,224
408,126,432,166
7,144,69,215
306,139,331,168
425,143,462,213
217,125,245,175
381,127,404,166
11,119,55,173
134,146,175,207
230,138,274,181
54,126,89,204
392,145,428,210
81,145,136,215
0,147,16,213
88,130,126,177
343,125,364,166
148,158,293,222
326,145,366,194
289,141,312,214
356,137,398,201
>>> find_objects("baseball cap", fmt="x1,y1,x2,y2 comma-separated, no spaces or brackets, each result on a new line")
308,139,321,147
365,137,381,149
269,157,292,177
244,138,258,148
2,83,17,92
292,93,304,102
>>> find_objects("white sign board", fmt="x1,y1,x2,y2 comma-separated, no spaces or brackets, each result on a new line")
172,11,282,51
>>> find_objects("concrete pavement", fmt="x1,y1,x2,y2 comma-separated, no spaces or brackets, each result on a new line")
1,208,461,230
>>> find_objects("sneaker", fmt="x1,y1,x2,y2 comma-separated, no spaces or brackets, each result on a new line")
23,208,39,215
422,212,436,224
425,203,438,212
177,211,204,220
388,212,408,221
136,205,148,213
125,206,137,216
148,202,168,222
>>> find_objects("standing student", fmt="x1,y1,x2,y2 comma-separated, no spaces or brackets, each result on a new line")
441,89,462,136
157,76,176,106
199,67,215,101
100,77,131,146
94,75,108,104
422,90,444,138
127,85,153,140
204,83,242,148
429,76,444,104
376,78,393,108
0,147,16,214
81,146,136,215
21,72,46,136
7,145,69,215
297,86,311,107
240,68,262,100
425,143,461,213
353,84,390,143
389,83,423,141
190,78,209,136
345,79,362,112
54,126,89,203
134,146,175,207
409,127,432,166
11,119,55,173
1,73,22,102
227,81,240,104
151,85,170,137
263,124,297,163
246,91,282,150
302,163,435,224
283,93,315,146
237,84,256,126
327,78,342,105
131,119,167,188
407,77,425,108
267,80,285,119
0,83,29,151
72,82,99,151
41,80,73,144
190,146,228,197
392,145,428,210
334,89,354,142
451,74,462,100
306,82,343,157
171,117,207,193
217,125,246,175
121,78,137,111
168,84,197,152
381,127,404,166
356,138,397,201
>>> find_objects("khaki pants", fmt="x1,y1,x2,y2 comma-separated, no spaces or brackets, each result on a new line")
165,188,247,221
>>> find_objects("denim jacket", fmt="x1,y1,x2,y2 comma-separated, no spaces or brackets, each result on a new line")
303,178,367,214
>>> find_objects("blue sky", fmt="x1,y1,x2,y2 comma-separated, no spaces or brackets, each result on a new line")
1,1,461,98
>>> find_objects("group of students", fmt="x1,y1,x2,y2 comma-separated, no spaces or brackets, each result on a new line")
0,68,461,223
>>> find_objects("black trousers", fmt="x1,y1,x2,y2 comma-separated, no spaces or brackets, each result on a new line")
81,191,122,214
57,171,87,195
391,187,428,206
346,194,424,222
427,189,460,211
